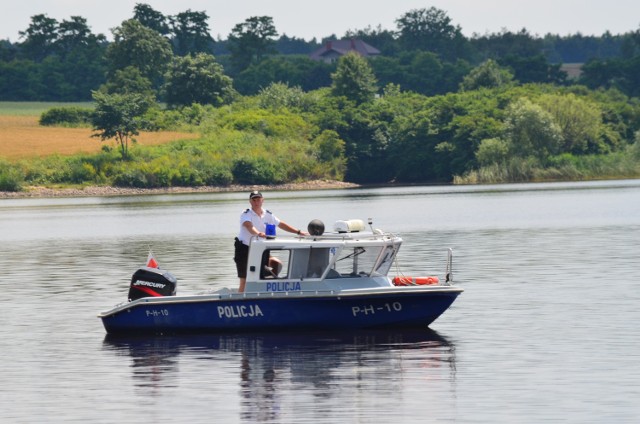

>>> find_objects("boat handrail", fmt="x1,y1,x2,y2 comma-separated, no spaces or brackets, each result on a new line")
258,232,397,242
445,248,453,285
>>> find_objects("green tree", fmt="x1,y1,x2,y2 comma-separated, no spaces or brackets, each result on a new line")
274,34,318,54
106,19,173,88
312,129,345,162
163,53,234,107
133,3,170,35
580,58,622,91
0,39,18,61
227,16,278,71
311,91,391,182
257,82,309,111
11,14,107,100
471,29,544,60
312,130,346,179
498,54,566,84
476,137,510,166
371,52,471,95
91,90,153,159
460,59,514,91
55,16,101,57
233,55,333,94
0,59,42,100
330,52,378,104
581,56,640,98
170,10,214,55
54,16,107,99
504,98,564,160
395,7,469,61
18,14,58,61
537,93,604,154
381,89,503,182
100,66,154,99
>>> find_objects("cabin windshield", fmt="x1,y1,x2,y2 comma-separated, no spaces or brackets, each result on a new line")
373,244,399,276
333,245,391,277
259,242,398,281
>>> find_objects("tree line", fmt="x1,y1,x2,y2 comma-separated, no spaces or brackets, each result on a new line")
1,51,639,192
1,4,640,191
1,4,640,100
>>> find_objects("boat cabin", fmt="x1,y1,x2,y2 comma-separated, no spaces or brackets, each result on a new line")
244,224,402,293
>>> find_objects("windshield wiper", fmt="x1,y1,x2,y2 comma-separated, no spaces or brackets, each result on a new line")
336,247,366,262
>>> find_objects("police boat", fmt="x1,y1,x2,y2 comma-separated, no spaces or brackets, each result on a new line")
98,219,463,335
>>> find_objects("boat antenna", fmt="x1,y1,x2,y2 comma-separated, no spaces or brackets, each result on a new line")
368,217,374,232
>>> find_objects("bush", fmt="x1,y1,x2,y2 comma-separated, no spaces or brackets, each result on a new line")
70,162,98,184
111,167,150,188
39,106,93,126
195,160,233,186
107,155,234,188
218,108,313,138
476,138,509,166
0,161,24,191
630,136,640,160
232,158,285,184
23,156,72,184
257,82,310,111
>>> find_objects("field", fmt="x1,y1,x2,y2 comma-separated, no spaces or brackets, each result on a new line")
0,102,196,160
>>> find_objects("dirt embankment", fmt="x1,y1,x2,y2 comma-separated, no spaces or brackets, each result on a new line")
0,180,360,199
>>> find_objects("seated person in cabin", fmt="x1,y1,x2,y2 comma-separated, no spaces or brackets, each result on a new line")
261,252,283,279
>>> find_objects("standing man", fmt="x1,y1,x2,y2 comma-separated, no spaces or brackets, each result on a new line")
234,191,308,292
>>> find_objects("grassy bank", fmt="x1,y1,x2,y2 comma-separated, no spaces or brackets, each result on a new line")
454,145,640,184
0,101,346,193
2,91,640,194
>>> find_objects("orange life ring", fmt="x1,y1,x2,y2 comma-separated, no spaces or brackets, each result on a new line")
392,276,440,286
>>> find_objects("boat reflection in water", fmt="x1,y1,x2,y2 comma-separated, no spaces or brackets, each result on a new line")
103,329,456,420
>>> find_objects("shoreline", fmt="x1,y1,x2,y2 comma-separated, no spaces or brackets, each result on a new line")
0,180,360,199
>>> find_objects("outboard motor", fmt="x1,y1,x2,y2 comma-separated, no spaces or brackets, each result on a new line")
128,266,177,301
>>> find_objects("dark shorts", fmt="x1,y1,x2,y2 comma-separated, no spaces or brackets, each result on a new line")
234,237,250,278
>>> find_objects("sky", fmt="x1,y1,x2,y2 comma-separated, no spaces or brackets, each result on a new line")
1,0,639,42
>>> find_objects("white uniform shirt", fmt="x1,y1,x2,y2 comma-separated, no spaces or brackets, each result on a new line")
238,208,280,245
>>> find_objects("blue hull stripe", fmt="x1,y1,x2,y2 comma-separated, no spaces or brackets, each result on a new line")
101,291,461,334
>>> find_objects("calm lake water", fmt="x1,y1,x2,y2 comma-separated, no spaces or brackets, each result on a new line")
1,180,639,423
